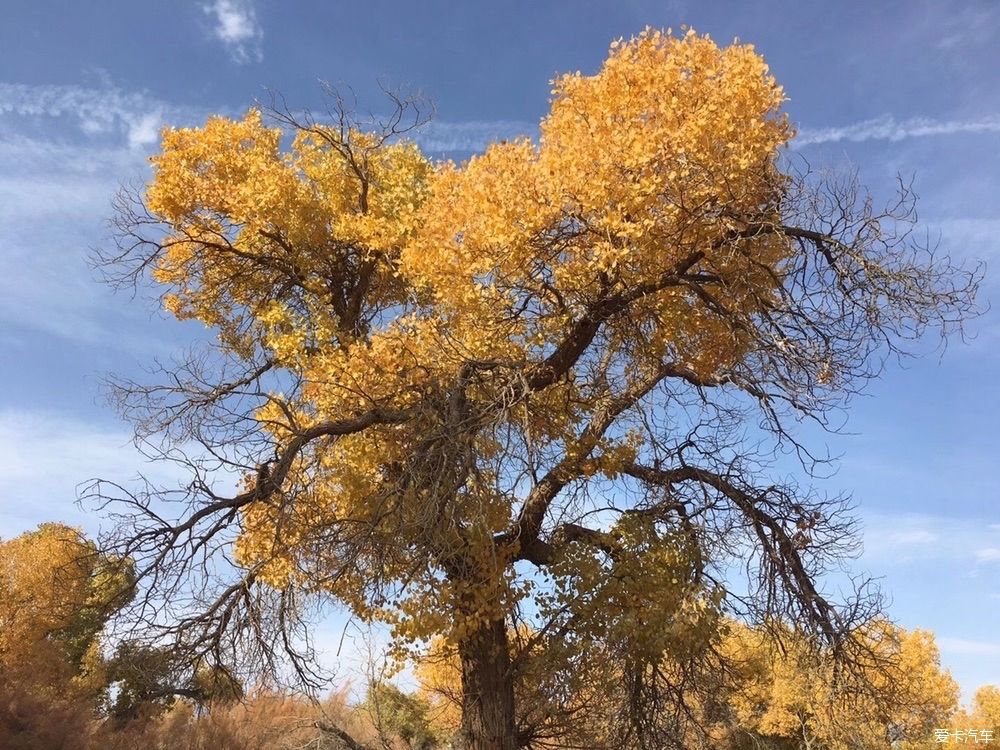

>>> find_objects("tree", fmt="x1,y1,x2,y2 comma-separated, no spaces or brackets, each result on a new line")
0,523,135,750
415,626,609,747
364,682,443,750
973,685,1000,731
716,620,959,750
945,686,1000,750
103,641,242,722
93,28,980,750
0,523,132,697
414,619,960,750
0,521,243,738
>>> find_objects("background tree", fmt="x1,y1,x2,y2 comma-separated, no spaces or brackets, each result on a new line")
364,682,443,750
944,685,1000,750
714,620,959,750
103,642,242,723
93,28,980,750
0,522,246,747
972,686,1000,734
0,523,133,749
0,523,132,699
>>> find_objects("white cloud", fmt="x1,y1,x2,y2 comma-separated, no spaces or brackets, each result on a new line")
861,512,1000,566
127,110,164,148
932,5,1000,50
0,82,208,346
0,410,156,537
414,119,536,154
204,0,263,64
0,409,241,540
0,160,129,340
974,548,1000,563
0,82,171,151
925,218,1000,260
795,114,1000,148
938,637,1000,657
887,529,939,546
0,131,172,346
861,513,941,560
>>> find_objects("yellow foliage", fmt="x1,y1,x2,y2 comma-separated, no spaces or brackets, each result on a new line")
719,620,959,750
0,523,129,697
143,29,798,653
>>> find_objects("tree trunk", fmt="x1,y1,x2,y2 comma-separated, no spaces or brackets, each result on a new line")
458,617,517,750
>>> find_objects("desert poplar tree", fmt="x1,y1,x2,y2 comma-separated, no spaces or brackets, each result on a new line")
93,29,980,750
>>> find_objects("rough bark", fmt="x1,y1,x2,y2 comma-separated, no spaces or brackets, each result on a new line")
458,617,517,750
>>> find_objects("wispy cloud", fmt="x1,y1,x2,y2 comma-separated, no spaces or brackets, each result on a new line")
0,409,241,542
974,548,1000,563
413,120,536,154
0,135,147,344
0,80,529,156
795,114,1000,148
0,82,168,149
0,410,164,537
938,637,1000,657
0,80,534,346
861,511,1000,566
887,529,939,546
0,83,199,346
203,0,263,64
926,218,1000,263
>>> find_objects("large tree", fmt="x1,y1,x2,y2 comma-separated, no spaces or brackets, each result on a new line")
93,29,980,749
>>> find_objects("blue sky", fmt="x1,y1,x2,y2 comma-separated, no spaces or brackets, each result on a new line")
1,0,998,700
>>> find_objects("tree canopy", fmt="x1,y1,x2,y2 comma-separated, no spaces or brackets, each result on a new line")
93,28,980,750
0,523,131,698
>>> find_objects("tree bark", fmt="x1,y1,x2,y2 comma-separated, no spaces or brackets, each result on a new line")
458,617,517,750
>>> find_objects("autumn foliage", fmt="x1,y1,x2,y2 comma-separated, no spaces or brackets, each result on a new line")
0,521,991,749
82,26,982,750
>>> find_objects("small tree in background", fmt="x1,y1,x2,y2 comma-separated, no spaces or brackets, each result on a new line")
0,523,132,699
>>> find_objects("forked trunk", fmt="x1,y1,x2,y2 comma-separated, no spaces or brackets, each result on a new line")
458,617,517,750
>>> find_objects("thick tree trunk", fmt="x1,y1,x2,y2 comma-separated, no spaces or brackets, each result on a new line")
458,617,517,750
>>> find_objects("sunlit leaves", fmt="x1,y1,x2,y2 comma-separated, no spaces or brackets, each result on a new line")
719,621,959,750
0,524,133,697
144,29,805,661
